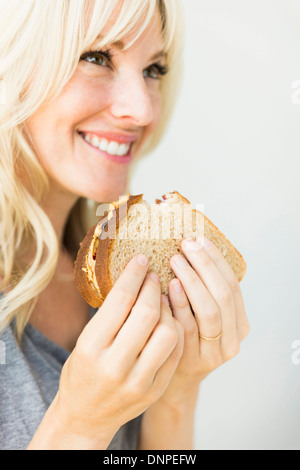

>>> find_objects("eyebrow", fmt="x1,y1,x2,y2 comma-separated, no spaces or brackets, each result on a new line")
149,50,167,62
94,37,124,50
95,37,167,62
109,40,124,50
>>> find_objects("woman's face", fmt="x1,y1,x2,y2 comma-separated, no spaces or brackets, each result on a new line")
25,12,167,203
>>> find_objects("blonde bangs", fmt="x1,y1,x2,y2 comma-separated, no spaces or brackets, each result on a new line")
83,0,178,57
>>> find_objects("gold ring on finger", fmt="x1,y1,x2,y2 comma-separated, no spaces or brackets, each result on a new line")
199,331,222,342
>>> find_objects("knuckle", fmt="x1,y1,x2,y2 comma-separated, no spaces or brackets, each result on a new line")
173,337,184,361
172,290,189,308
183,318,198,339
134,302,160,324
189,274,199,287
203,306,220,324
173,320,185,348
159,323,179,347
145,386,161,406
200,252,212,268
126,376,148,401
117,288,135,309
146,272,160,287
218,287,233,307
101,362,122,385
175,319,185,338
151,376,171,402
175,298,188,310
229,278,240,296
223,341,240,361
240,321,251,340
206,350,223,371
75,335,94,362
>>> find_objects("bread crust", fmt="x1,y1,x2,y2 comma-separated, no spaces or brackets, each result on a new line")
168,191,246,281
74,191,247,307
95,194,144,299
73,223,104,308
194,208,246,281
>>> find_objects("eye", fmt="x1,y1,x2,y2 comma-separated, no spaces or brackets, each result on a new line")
143,63,169,80
80,49,112,67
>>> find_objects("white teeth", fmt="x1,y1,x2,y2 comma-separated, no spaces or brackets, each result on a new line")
117,143,129,156
91,136,100,146
107,141,119,156
99,139,108,152
82,133,130,157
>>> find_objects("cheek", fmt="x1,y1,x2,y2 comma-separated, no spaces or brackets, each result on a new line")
152,90,163,126
141,90,162,142
25,74,110,160
54,74,111,132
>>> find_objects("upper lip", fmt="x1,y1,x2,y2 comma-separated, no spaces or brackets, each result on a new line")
78,130,139,144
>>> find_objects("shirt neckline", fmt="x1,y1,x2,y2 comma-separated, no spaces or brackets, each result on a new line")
23,305,98,361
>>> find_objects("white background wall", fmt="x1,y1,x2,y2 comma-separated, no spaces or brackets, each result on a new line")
130,0,300,450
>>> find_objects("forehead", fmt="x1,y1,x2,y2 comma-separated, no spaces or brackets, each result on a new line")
101,18,164,55
86,0,165,53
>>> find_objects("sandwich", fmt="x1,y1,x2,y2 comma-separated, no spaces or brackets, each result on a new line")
74,191,247,308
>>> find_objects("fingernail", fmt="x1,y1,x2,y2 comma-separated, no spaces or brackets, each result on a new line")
137,254,148,266
183,238,202,252
196,235,205,246
149,272,160,283
172,254,189,269
161,295,170,306
197,236,212,249
172,279,183,294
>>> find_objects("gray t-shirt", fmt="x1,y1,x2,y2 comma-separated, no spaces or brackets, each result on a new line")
0,316,141,450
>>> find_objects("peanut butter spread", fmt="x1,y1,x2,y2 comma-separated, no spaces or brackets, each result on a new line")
83,194,131,297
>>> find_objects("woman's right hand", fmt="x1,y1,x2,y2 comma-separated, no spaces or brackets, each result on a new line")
48,254,184,449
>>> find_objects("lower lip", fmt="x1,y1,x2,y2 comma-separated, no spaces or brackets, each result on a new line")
78,132,133,165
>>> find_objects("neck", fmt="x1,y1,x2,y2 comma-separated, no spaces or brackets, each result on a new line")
41,180,79,248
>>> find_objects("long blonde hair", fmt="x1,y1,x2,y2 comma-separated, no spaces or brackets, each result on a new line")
0,0,184,340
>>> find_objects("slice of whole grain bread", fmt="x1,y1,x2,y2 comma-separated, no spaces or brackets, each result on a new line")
74,191,246,308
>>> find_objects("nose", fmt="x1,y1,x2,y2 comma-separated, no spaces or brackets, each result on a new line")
109,71,155,127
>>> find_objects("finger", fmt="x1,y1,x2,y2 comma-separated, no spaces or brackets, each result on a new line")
170,253,222,339
152,318,184,394
197,237,250,341
108,272,161,371
181,238,238,352
86,254,149,347
130,298,180,385
168,278,200,354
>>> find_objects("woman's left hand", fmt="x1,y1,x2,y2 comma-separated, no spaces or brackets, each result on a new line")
158,235,250,406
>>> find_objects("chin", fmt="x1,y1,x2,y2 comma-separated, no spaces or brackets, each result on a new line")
82,179,130,204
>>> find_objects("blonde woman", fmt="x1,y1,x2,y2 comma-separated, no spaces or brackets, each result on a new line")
0,0,250,450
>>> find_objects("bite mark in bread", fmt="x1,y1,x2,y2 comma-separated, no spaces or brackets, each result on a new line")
74,191,247,308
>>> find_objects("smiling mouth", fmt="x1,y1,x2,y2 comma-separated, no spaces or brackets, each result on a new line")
78,132,132,157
